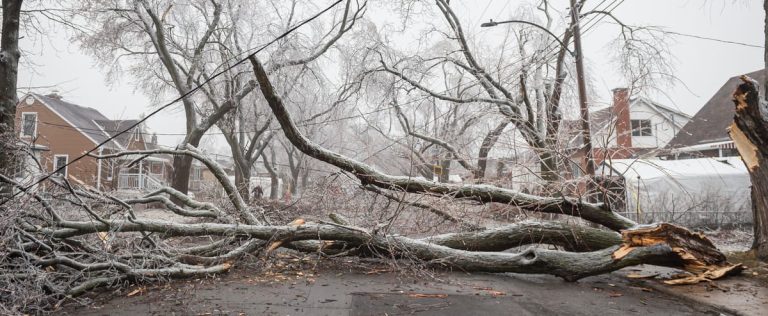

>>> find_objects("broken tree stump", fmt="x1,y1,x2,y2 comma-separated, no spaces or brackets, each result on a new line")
729,75,768,261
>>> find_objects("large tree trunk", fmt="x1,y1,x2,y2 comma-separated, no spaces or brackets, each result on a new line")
539,151,559,183
290,166,300,195
170,152,194,199
170,134,203,203
729,76,768,260
234,162,251,204
0,0,23,195
438,157,450,183
262,151,280,200
474,121,509,180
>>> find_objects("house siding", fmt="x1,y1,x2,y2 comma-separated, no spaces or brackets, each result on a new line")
15,97,101,187
629,100,689,149
590,100,690,151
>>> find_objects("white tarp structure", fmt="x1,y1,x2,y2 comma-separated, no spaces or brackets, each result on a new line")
598,158,752,227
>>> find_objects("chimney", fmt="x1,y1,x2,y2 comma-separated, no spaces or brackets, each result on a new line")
612,88,632,148
46,89,63,100
151,133,158,145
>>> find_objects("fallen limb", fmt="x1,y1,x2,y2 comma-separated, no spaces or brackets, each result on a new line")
362,185,483,231
249,56,636,231
24,216,738,282
424,220,622,252
93,146,264,225
124,195,220,218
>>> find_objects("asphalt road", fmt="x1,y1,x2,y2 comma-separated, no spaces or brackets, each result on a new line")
64,265,726,316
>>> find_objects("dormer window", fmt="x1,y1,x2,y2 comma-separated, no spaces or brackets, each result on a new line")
21,112,37,137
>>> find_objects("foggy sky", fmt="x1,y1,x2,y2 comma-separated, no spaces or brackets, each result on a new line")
16,0,764,148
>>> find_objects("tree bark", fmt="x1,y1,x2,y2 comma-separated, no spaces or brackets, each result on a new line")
0,0,23,194
170,137,200,202
539,150,559,182
729,76,768,260
262,150,280,200
475,121,509,180
234,163,251,204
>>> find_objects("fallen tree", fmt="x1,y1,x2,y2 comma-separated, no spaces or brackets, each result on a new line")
0,58,745,316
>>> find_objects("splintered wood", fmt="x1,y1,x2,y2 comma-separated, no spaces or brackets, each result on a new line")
612,223,743,285
728,123,759,171
266,218,306,254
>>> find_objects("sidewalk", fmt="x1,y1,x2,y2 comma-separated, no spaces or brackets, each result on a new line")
624,265,768,316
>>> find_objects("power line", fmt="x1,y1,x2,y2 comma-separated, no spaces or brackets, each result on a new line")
0,0,345,207
664,30,763,49
32,85,459,137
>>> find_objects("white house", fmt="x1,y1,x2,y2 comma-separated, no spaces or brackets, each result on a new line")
567,88,692,168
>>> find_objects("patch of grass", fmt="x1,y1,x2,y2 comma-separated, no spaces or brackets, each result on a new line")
727,250,768,286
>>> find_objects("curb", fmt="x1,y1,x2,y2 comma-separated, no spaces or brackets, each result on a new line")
637,279,746,316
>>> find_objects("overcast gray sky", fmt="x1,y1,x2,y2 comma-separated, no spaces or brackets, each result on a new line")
16,0,764,148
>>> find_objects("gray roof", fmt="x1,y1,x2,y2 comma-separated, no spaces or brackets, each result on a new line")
95,119,141,149
666,69,764,149
31,93,127,150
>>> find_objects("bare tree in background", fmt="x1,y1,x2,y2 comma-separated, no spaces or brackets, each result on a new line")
77,0,240,201
77,0,364,201
371,0,577,183
363,0,673,187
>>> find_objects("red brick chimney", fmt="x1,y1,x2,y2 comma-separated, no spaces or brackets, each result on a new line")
612,88,632,148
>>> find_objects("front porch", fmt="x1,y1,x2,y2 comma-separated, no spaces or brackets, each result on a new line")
114,156,169,193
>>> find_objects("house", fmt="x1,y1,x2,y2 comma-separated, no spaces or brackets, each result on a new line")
665,69,763,158
14,92,181,192
567,88,692,174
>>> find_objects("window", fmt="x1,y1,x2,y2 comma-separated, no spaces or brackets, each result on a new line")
571,161,582,178
630,119,652,136
54,155,68,177
150,161,163,174
21,112,37,137
134,130,141,142
192,167,203,180
107,163,114,180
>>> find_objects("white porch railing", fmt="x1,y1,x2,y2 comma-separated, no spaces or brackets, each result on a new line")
117,173,166,191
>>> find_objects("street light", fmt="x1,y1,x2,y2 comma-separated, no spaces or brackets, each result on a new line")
480,19,575,57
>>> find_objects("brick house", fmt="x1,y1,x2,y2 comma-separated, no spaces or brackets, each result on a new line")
14,92,183,192
566,88,692,176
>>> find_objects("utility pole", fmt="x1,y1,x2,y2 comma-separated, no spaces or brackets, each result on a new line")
569,0,596,182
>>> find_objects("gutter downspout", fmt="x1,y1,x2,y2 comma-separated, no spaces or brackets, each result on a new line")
96,147,103,191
